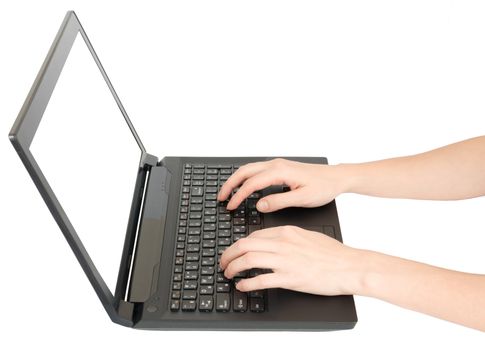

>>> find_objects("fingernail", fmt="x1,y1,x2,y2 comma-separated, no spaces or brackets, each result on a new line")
257,200,268,211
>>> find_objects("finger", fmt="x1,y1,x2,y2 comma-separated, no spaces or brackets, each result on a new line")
256,187,307,213
235,272,283,292
217,162,268,201
226,170,284,210
223,251,281,279
219,235,283,270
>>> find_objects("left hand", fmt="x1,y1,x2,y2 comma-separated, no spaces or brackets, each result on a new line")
219,225,365,296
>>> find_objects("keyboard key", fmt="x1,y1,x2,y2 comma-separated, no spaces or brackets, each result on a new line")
249,217,261,225
203,223,216,231
202,248,215,257
182,300,197,311
219,222,231,230
250,298,265,312
233,226,246,233
234,209,245,217
189,212,202,219
203,232,216,239
233,290,248,312
202,257,215,266
191,187,204,196
185,262,198,270
200,275,214,284
216,293,231,311
199,296,214,311
190,204,203,212
216,283,231,292
218,237,231,246
204,216,216,223
187,236,200,244
218,213,231,221
216,273,230,283
204,208,216,215
218,229,231,237
187,244,200,252
170,299,180,311
233,233,246,241
201,266,215,275
188,228,201,235
189,220,201,227
183,281,197,290
186,253,199,261
233,217,246,225
182,290,197,300
200,285,214,295
184,271,198,280
172,291,181,299
202,239,216,248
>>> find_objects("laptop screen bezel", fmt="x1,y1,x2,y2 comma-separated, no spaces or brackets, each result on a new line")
8,11,148,326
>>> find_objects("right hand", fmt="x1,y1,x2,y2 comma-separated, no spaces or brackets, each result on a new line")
217,158,348,212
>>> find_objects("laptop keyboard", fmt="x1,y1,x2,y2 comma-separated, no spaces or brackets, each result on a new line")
169,163,269,313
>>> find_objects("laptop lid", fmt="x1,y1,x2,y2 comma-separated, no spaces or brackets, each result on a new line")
9,11,152,326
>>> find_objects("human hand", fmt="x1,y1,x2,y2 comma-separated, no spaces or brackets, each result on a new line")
219,225,365,296
217,158,348,212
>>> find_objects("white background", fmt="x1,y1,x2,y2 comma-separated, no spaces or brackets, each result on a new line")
1,0,484,348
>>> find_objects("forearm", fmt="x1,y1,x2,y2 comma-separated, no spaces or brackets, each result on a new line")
337,136,485,200
354,250,485,331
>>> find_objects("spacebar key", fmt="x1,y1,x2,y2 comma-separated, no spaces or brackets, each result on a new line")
216,293,230,312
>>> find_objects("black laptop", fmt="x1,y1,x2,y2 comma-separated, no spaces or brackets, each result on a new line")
9,11,357,330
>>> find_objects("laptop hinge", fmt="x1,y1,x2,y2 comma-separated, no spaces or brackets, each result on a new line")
123,166,151,302
141,153,158,169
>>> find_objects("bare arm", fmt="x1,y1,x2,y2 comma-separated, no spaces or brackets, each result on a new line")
360,250,485,331
340,135,485,200
220,226,485,332
218,136,485,331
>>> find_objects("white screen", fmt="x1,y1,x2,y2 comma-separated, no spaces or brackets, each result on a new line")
30,32,142,292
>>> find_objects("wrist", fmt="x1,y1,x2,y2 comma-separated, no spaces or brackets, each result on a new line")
331,163,362,195
342,248,385,297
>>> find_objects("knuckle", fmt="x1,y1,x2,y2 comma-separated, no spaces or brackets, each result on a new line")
280,225,296,239
235,237,249,252
242,252,256,266
271,158,287,168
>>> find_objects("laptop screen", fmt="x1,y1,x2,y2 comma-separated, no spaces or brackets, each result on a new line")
29,32,142,293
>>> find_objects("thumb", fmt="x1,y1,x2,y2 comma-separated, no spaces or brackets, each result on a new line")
256,188,307,213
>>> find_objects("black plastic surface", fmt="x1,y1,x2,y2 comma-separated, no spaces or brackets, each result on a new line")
133,156,357,331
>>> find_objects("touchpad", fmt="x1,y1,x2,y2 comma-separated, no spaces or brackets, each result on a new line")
262,208,336,239
259,185,337,239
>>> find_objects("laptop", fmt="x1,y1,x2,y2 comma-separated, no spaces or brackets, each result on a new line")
9,11,357,331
